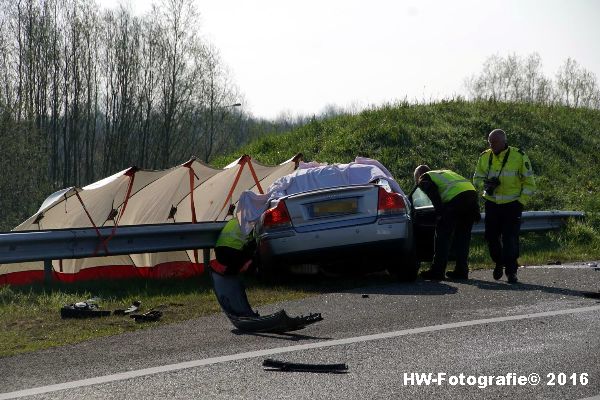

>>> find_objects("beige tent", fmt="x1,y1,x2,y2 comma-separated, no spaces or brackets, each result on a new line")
0,154,301,285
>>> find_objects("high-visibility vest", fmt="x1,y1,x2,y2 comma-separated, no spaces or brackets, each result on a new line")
473,146,536,205
215,218,246,250
425,170,476,203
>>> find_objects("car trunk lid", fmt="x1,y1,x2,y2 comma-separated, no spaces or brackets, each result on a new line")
282,185,379,231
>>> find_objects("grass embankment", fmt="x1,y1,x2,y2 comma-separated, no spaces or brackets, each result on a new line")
2,100,599,357
228,99,600,263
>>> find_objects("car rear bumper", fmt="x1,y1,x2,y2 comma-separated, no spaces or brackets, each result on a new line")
257,218,413,270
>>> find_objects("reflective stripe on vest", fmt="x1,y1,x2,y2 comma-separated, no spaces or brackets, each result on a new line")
425,170,476,203
215,218,245,250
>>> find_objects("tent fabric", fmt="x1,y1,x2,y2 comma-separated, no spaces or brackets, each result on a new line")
0,155,301,285
236,157,403,235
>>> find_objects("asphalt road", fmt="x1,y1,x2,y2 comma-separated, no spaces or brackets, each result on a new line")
1,262,599,400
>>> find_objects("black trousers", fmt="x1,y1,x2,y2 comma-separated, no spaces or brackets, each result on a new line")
431,191,480,274
484,200,522,274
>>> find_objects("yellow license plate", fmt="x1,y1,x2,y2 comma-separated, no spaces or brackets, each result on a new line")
311,198,358,217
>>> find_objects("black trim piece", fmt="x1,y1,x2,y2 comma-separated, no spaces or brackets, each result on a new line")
263,358,348,373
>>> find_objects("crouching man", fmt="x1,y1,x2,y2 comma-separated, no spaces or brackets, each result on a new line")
214,205,256,275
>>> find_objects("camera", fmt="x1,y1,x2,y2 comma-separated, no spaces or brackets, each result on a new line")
483,177,500,195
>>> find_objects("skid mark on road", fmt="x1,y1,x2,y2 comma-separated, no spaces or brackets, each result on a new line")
2,304,600,400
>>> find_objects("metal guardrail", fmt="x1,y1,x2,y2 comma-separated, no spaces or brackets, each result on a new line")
0,222,226,264
472,210,585,234
0,222,226,282
0,211,584,282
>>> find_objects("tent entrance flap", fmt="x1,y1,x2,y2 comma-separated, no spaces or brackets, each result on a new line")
210,271,323,333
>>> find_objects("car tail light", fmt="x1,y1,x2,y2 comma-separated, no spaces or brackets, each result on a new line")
262,200,292,230
377,187,406,215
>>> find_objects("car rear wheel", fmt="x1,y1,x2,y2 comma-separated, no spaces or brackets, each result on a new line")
387,247,420,282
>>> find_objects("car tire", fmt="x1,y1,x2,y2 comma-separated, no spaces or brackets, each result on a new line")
255,255,283,282
387,247,420,282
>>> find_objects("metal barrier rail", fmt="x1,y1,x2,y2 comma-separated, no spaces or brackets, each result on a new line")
0,222,226,282
0,211,584,282
472,210,584,234
0,222,226,264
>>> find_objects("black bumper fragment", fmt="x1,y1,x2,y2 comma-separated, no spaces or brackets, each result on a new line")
263,358,348,373
210,270,323,333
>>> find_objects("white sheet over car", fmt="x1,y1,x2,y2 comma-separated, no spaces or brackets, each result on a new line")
237,157,403,234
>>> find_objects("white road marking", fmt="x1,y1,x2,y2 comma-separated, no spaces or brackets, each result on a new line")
2,304,600,400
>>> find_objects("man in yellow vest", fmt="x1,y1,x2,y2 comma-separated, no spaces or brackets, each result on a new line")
473,129,536,284
414,165,481,280
214,205,256,275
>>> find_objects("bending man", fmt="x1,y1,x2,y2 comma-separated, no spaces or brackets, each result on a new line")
415,165,480,280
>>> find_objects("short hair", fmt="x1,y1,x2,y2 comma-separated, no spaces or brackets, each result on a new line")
488,129,507,142
413,164,431,183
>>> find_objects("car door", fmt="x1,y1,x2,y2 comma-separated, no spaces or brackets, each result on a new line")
408,187,436,262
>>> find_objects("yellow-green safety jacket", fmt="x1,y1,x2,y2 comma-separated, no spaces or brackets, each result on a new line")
473,146,536,205
215,218,246,250
425,169,476,203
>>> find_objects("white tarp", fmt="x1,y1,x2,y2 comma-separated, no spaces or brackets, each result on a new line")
237,157,403,234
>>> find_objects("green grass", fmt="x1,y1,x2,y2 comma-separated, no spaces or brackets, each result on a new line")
0,273,391,358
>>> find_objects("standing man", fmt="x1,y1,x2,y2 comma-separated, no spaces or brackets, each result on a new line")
473,129,536,284
414,165,481,281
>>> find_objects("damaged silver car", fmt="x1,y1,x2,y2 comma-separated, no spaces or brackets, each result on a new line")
254,179,437,280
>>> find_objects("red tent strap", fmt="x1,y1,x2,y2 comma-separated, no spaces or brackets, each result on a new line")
246,158,264,194
185,165,199,264
117,168,136,225
186,165,198,224
75,192,109,256
96,170,137,253
217,157,248,220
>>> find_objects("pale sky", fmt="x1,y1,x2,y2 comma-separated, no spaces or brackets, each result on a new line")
98,0,600,119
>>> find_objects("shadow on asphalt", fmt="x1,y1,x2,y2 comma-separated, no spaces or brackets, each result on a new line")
230,329,333,341
314,275,599,300
462,278,600,299
344,280,458,296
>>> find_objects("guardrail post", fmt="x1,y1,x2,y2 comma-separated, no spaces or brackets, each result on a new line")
203,248,211,272
44,259,53,284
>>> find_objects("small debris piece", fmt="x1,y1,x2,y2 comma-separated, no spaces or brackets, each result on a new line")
130,310,162,322
60,302,111,319
582,292,600,299
114,300,142,315
362,294,369,298
547,260,562,265
586,262,598,268
263,358,348,373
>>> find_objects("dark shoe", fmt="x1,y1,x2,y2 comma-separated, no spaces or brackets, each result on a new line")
507,273,519,284
446,270,468,280
420,269,444,281
493,265,504,280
